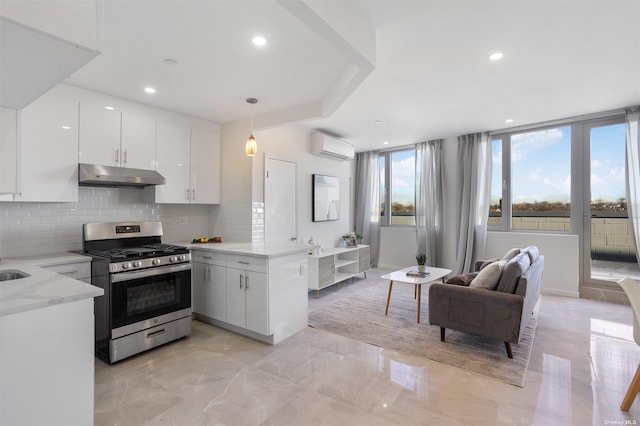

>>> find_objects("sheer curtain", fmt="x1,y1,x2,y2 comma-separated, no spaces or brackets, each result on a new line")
454,132,492,274
354,151,381,266
626,108,640,268
415,139,444,267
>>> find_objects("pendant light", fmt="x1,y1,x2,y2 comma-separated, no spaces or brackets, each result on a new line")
245,97,258,156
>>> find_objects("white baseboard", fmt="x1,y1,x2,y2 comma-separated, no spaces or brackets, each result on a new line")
541,288,580,298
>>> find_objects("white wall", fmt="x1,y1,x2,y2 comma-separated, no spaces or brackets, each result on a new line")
248,125,354,251
485,231,580,297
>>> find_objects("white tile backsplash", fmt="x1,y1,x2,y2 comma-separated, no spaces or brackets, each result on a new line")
0,187,216,258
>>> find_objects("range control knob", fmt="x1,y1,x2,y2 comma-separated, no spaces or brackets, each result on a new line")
132,261,142,268
152,258,161,265
178,255,186,261
169,256,177,262
122,262,131,270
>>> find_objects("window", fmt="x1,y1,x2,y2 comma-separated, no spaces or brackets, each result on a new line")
492,125,572,232
379,148,416,226
489,138,503,227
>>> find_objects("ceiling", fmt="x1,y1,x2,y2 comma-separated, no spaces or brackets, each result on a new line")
66,0,640,152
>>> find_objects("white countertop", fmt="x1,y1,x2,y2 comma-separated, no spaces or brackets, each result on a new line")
13,252,91,267
182,241,309,257
0,258,103,317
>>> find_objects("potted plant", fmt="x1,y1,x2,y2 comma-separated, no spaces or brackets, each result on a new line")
342,232,363,247
416,253,426,271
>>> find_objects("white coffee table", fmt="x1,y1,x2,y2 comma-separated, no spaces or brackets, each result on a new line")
381,266,452,323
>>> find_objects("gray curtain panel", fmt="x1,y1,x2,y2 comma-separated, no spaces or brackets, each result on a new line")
454,132,492,274
415,139,444,267
354,151,381,266
626,108,640,267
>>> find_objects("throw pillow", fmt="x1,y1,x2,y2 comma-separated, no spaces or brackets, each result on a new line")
469,260,506,290
496,252,531,294
446,272,479,286
522,245,540,263
479,258,499,271
501,248,520,261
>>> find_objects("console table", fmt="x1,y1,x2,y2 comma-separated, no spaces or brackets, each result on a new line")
308,245,370,297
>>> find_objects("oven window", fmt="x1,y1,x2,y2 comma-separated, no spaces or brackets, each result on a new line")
126,281,176,315
111,269,191,329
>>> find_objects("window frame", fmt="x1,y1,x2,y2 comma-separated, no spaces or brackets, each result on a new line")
379,147,416,228
489,113,625,234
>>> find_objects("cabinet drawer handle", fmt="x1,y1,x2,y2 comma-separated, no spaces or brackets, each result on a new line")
202,256,212,260
245,274,250,289
192,189,196,200
237,261,250,265
185,188,190,200
60,270,79,275
146,329,166,338
115,148,120,165
123,149,128,165
239,274,244,289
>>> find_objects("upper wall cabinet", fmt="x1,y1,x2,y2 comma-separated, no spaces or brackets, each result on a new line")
144,122,220,204
79,102,156,170
14,93,80,202
0,107,18,194
190,128,221,204
0,1,102,108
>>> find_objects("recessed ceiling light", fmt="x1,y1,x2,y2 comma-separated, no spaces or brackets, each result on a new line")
489,52,504,61
163,58,178,65
374,120,382,124
61,126,71,130
104,106,114,110
144,87,156,94
383,141,389,145
252,36,267,46
505,118,514,123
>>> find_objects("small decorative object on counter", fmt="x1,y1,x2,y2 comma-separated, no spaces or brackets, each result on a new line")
416,252,426,271
308,236,316,255
342,232,362,248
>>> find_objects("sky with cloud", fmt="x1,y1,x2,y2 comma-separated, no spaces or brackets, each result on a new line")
385,121,626,209
492,122,626,205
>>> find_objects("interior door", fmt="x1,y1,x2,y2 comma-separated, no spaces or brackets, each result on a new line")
265,157,297,243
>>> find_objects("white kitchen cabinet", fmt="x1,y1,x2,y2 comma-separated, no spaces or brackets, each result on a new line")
121,112,156,169
190,127,221,203
0,107,17,194
79,102,156,170
308,245,370,296
192,251,226,321
191,246,307,344
13,93,79,202
78,101,120,165
146,121,220,204
226,267,269,335
152,120,191,203
0,298,96,426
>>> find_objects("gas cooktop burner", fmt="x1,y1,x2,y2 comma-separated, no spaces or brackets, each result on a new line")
88,244,189,261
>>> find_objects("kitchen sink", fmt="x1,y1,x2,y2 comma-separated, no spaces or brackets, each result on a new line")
0,269,31,282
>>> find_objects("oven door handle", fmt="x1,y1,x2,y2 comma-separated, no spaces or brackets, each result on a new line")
111,263,192,283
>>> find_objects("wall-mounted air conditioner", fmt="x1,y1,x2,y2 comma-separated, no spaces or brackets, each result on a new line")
310,132,355,161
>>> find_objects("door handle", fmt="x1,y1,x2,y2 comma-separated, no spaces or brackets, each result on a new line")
123,149,128,165
245,274,250,290
115,148,120,165
239,274,244,289
185,189,190,200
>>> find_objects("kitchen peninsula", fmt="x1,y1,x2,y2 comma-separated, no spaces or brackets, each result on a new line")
187,242,309,345
0,258,103,426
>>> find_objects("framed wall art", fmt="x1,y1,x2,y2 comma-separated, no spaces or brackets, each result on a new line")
312,174,339,222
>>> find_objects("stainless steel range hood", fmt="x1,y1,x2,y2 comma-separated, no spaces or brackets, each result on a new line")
78,163,166,187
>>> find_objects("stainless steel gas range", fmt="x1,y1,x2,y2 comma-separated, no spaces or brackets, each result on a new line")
83,221,192,363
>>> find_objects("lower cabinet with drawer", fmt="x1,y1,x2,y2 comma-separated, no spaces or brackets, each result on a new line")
191,248,307,344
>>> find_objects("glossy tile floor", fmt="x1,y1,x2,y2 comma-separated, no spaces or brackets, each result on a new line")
95,270,640,425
